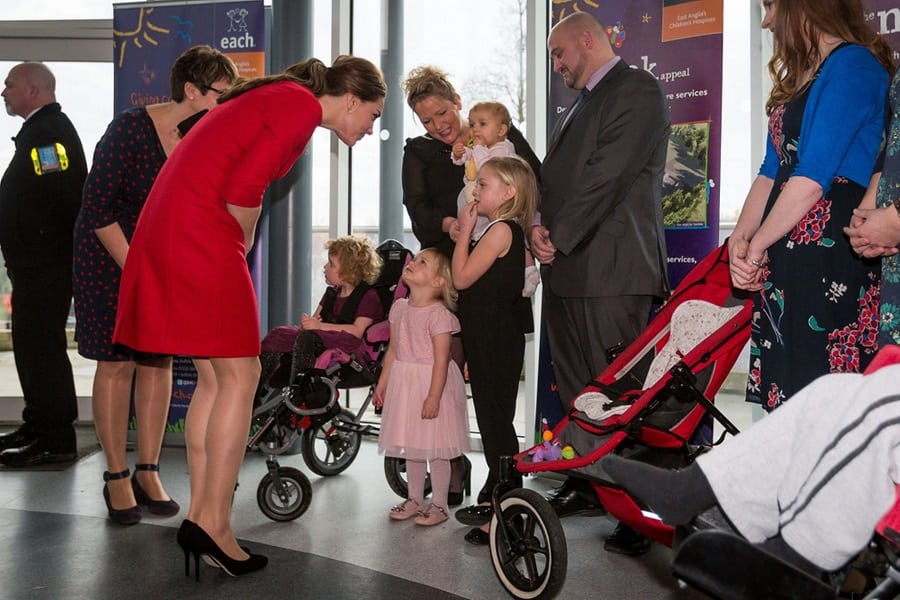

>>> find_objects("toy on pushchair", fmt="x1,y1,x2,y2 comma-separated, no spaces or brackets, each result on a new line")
485,243,753,598
246,239,413,521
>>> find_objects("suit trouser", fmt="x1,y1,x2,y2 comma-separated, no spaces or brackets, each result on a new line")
8,264,78,451
698,365,900,571
542,290,653,410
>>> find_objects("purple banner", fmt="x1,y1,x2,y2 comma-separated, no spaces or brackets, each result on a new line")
113,0,265,113
536,1,724,432
549,0,724,287
864,2,900,51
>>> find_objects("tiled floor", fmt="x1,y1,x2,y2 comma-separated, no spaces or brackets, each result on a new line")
0,350,755,599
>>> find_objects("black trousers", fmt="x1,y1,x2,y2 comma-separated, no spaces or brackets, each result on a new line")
463,328,524,496
8,264,77,451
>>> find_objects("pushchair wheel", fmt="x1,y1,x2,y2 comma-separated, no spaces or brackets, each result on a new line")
384,457,432,499
490,488,567,600
256,466,312,522
300,408,362,476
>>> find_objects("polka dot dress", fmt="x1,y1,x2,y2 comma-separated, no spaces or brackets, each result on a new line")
73,108,165,360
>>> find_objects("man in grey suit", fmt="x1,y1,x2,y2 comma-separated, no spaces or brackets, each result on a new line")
529,11,670,555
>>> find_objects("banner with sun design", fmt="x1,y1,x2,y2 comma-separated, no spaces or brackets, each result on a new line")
549,0,723,288
113,0,265,113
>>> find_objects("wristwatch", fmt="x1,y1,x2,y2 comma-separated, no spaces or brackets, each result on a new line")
894,196,900,218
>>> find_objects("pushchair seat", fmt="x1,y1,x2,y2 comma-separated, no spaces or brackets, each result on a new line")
514,245,751,524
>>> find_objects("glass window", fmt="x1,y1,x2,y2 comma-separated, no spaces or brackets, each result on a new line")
308,0,335,311
0,61,112,324
0,62,113,171
349,0,529,251
719,1,754,224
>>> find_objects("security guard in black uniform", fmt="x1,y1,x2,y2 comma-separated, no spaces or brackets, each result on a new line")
0,62,86,466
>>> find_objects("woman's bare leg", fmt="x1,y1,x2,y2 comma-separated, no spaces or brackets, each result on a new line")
193,355,260,559
133,356,174,499
185,358,217,522
92,359,137,509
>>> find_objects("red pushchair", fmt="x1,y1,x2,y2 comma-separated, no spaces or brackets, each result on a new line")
487,243,752,598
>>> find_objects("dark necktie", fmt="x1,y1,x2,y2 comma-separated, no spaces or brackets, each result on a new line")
563,87,590,127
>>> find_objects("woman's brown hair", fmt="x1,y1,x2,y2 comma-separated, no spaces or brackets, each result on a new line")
766,0,894,114
169,45,239,102
219,55,386,104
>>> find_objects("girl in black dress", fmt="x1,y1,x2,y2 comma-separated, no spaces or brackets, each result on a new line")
451,156,537,544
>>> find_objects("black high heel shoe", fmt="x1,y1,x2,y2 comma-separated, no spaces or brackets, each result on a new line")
177,520,267,581
448,455,472,507
132,463,180,517
103,469,143,526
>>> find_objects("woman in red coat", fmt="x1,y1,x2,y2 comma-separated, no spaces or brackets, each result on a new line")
114,55,386,578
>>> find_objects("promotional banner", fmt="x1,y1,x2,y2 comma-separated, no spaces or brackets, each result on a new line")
113,1,265,113
113,0,265,434
535,0,724,433
864,1,900,50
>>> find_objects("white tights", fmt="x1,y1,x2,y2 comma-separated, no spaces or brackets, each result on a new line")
406,458,451,508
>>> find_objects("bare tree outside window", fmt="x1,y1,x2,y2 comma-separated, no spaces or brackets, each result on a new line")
459,0,528,135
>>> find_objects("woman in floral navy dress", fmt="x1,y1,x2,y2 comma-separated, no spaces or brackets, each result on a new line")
729,0,892,410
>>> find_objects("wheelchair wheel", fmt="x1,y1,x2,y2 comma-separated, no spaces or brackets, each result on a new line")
490,488,567,600
256,466,312,522
383,457,432,499
300,408,361,476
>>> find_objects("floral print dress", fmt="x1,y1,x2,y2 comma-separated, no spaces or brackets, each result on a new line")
876,72,900,347
748,72,881,411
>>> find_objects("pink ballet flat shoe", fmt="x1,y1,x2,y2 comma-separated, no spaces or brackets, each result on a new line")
389,499,421,521
414,504,449,526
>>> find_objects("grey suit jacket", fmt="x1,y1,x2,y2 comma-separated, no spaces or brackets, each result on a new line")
540,59,670,299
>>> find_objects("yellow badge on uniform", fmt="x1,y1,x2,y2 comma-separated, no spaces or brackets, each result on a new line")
30,143,70,175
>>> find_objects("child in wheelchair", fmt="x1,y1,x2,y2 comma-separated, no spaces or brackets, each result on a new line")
256,235,384,403
247,240,413,521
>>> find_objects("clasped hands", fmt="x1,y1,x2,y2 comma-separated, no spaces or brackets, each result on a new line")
844,207,900,258
528,225,556,265
729,237,767,291
299,313,322,330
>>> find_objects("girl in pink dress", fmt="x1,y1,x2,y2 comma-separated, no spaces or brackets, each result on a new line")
374,248,470,526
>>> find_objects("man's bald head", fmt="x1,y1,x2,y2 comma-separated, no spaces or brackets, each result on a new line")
548,11,615,90
2,62,57,119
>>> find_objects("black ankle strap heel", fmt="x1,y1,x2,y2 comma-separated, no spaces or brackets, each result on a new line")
103,468,131,482
102,468,142,526
132,463,180,517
